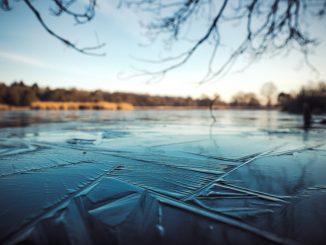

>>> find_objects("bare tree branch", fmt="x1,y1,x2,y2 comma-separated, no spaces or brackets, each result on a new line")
2,0,326,67
2,0,105,56
1,0,9,10
122,0,326,83
50,0,96,24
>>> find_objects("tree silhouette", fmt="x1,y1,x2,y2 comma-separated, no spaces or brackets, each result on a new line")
230,91,261,107
260,82,277,107
278,81,326,113
1,0,105,56
122,0,326,82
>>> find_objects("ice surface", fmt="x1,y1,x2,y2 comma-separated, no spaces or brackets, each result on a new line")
0,109,325,244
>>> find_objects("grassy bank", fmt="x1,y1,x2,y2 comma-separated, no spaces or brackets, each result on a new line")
0,101,134,110
0,103,267,111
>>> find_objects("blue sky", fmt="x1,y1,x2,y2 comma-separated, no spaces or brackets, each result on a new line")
0,1,326,101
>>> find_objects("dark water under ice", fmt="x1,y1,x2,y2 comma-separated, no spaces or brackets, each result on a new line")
0,109,325,244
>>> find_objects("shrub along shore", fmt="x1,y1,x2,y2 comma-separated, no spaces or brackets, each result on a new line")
0,101,134,110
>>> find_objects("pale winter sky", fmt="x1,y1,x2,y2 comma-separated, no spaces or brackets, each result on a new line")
0,1,326,101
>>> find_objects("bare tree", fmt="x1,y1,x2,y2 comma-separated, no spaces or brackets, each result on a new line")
230,91,261,107
1,0,105,56
122,0,326,82
261,81,278,107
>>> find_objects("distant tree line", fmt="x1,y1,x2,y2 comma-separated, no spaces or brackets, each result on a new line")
1,81,325,112
229,92,261,108
278,82,326,114
0,81,222,107
0,82,38,106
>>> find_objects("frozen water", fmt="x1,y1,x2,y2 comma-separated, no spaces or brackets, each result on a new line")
0,109,325,244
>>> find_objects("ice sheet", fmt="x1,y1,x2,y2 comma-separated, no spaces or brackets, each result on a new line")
0,109,325,244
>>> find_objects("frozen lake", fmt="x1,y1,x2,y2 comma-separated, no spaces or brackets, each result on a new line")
0,109,325,244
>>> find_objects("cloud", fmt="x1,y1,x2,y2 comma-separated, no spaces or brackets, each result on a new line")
0,50,87,76
0,50,56,70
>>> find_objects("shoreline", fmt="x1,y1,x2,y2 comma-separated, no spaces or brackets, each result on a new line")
0,103,271,111
0,102,134,111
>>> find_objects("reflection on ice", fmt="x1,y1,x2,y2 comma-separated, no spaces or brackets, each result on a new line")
0,110,325,244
